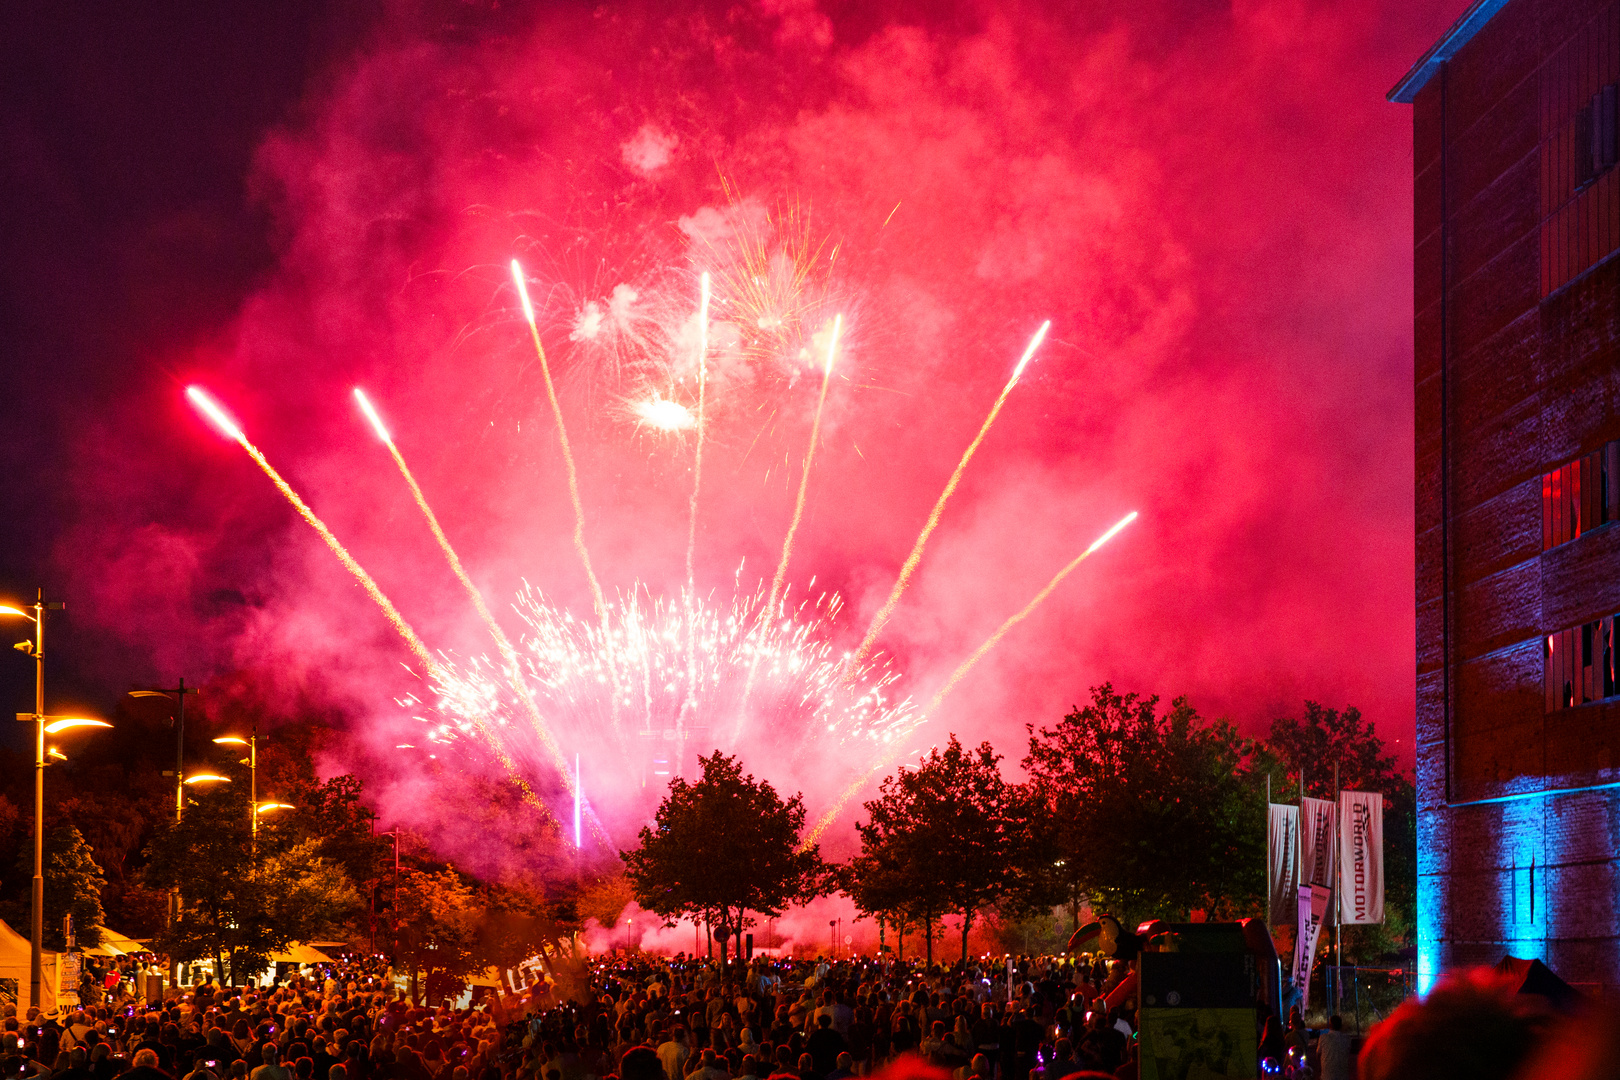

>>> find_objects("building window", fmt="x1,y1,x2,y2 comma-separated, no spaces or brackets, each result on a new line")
1541,441,1619,551
1546,615,1620,712
1538,6,1620,297
1578,84,1620,188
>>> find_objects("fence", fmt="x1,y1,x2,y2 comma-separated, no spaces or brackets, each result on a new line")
1325,965,1416,1031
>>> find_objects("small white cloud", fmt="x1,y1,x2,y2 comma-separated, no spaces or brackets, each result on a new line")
621,125,678,176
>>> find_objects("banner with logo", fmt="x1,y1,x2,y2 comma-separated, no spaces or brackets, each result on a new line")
1299,797,1337,889
1267,803,1299,926
1291,883,1331,1010
1338,791,1384,925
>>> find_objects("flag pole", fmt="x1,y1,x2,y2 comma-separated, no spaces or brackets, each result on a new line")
1334,760,1343,1013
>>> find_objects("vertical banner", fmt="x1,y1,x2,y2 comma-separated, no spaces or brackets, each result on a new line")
1268,803,1299,926
1299,796,1337,889
1291,884,1330,1010
1338,791,1384,925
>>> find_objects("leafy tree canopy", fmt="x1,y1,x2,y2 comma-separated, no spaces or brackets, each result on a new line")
622,751,824,956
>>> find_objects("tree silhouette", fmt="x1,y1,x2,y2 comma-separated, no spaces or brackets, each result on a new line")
1023,683,1256,924
623,752,824,964
857,736,1021,962
34,825,105,951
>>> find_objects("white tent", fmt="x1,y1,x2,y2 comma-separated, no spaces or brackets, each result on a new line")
0,919,61,1011
83,927,146,958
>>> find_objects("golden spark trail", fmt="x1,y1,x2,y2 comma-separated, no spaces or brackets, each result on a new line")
510,259,625,728
739,314,842,727
353,389,604,846
767,313,842,619
185,387,557,824
847,321,1050,672
680,273,711,736
800,509,1139,849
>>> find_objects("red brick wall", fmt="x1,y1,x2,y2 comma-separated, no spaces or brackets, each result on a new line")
1414,0,1620,990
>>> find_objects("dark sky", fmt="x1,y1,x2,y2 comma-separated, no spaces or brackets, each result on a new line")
0,0,1462,842
0,3,379,742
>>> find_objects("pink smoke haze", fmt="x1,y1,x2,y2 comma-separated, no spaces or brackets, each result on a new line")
53,0,1446,878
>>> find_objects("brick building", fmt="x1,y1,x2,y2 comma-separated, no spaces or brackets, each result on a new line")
1391,0,1620,993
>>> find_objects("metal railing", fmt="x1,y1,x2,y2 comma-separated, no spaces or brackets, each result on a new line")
1326,965,1415,1031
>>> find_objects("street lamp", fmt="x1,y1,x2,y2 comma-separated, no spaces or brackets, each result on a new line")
1,593,109,1010
127,678,200,987
212,725,260,838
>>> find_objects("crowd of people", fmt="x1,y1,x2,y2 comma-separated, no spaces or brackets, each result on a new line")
3,948,1603,1080
0,951,1300,1080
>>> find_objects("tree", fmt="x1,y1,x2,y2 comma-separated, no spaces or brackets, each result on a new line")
141,783,289,983
622,752,824,965
394,865,481,1005
33,825,106,951
855,737,1022,963
1022,684,1259,925
258,838,363,943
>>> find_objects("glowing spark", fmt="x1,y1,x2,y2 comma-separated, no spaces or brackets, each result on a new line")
574,753,582,850
186,386,244,442
190,385,555,826
847,320,1052,671
354,387,594,840
802,510,1138,848
1011,320,1051,381
633,396,695,431
353,387,391,443
427,582,917,789
511,258,624,727
509,258,536,324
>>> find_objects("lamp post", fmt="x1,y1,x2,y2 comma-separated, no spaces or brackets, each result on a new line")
212,723,260,839
128,679,199,986
1,593,109,1010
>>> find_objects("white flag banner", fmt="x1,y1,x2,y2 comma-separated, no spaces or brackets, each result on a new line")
1338,791,1385,925
1292,883,1331,1010
1300,796,1337,889
1268,803,1299,926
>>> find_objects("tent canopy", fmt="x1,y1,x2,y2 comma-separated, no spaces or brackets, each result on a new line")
270,943,334,965
88,927,146,956
1495,955,1582,1011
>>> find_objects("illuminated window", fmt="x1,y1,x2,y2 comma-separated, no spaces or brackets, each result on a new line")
1541,441,1619,551
1545,615,1620,712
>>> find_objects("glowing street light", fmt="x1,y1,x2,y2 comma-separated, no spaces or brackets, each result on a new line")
183,774,230,785
256,802,294,815
213,724,263,838
42,718,110,735
1,592,108,1010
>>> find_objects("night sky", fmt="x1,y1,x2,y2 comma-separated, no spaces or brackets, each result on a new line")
1,0,1462,844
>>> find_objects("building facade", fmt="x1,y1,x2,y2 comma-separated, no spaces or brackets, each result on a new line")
1392,0,1620,993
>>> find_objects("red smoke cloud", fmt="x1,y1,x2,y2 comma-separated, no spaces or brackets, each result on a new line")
54,0,1446,864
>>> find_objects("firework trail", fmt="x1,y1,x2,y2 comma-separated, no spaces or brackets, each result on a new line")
687,271,710,592
736,313,842,727
800,509,1140,848
352,388,605,844
185,387,556,825
511,258,625,727
679,272,711,736
847,321,1051,672
767,313,842,619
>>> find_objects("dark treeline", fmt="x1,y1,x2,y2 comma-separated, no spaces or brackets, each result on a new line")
626,684,1416,967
